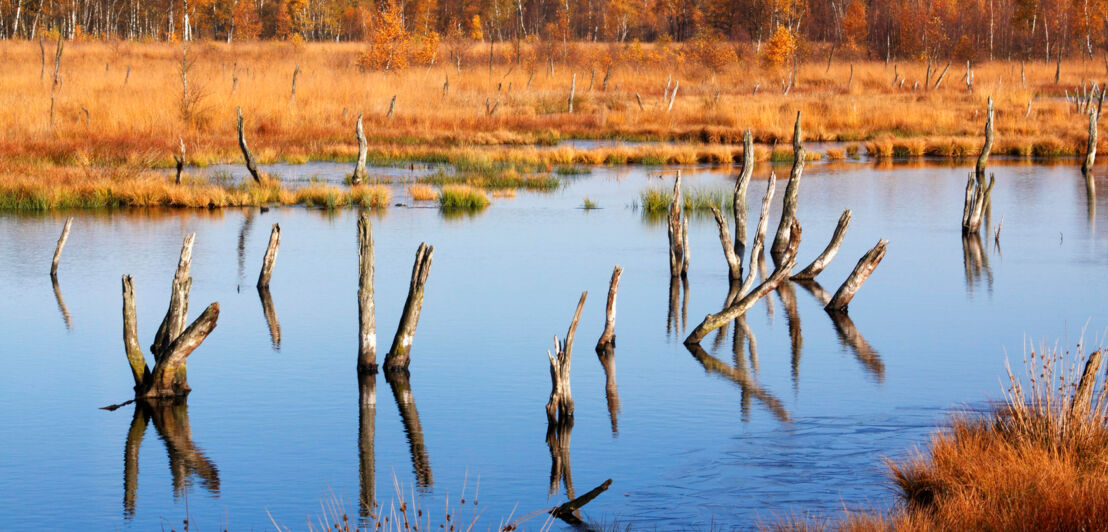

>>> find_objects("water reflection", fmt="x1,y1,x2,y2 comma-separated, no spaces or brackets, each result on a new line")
962,233,993,295
686,343,791,422
236,208,255,281
358,372,377,524
795,280,885,380
595,344,620,436
257,287,281,350
776,281,803,388
1087,173,1097,234
385,371,432,489
122,399,220,519
546,417,574,499
51,276,72,331
666,277,689,338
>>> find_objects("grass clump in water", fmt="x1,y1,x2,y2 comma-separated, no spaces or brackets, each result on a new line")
555,165,591,175
408,184,438,201
439,185,490,210
582,197,599,209
637,185,729,215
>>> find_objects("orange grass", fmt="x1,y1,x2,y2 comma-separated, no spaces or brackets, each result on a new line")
407,183,437,201
776,341,1108,531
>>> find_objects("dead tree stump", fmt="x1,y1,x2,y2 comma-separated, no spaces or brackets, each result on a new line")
1071,349,1105,420
236,106,260,183
667,171,688,277
50,217,73,277
792,210,852,280
975,97,994,185
123,275,149,388
547,292,587,425
256,223,280,289
825,240,889,312
710,206,741,281
357,212,377,373
962,172,995,234
173,137,185,185
595,266,623,351
352,114,368,185
771,111,805,259
1083,106,1100,176
384,243,434,371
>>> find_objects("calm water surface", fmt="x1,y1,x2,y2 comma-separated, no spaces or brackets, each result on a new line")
0,161,1105,530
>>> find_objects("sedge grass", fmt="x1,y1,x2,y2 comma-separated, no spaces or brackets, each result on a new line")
438,185,490,210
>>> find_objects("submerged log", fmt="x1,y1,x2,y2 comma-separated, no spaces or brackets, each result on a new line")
595,266,623,351
551,478,612,526
792,210,852,280
825,240,888,313
236,106,260,183
686,220,801,345
357,212,377,373
771,111,805,259
710,206,741,281
384,243,434,371
256,223,280,289
547,292,586,424
50,217,73,277
352,114,368,185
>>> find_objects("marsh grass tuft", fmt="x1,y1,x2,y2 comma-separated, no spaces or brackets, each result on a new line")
439,185,490,210
637,185,730,215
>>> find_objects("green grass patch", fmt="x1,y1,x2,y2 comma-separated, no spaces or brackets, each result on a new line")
439,185,490,210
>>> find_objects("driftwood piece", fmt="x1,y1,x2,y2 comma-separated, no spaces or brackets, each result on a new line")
357,213,377,373
771,111,805,259
975,97,994,184
384,243,434,371
710,206,741,281
50,217,73,277
352,114,368,185
595,266,622,350
686,220,801,344
739,173,777,296
386,371,432,487
236,106,260,183
792,209,852,280
547,292,586,424
734,130,755,262
123,275,149,389
825,239,888,312
256,223,280,289
667,171,688,277
1071,349,1105,420
1083,107,1099,176
551,478,613,526
151,234,195,360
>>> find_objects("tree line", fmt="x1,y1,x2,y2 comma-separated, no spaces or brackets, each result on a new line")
0,0,1105,62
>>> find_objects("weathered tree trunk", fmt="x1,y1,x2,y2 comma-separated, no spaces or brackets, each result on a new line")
771,112,805,259
357,213,377,373
734,130,755,263
173,137,185,185
142,303,220,398
50,217,73,277
236,106,260,183
962,172,995,234
151,234,195,359
666,171,688,277
568,73,576,113
123,275,149,389
792,209,852,280
352,114,368,185
710,206,741,281
385,370,432,488
686,220,801,345
256,223,280,289
976,97,994,184
825,240,889,312
1083,106,1099,176
595,266,622,350
384,243,434,371
547,292,586,424
739,173,777,296
667,80,679,112
358,371,377,519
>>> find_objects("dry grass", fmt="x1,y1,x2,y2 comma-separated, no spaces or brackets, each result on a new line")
776,340,1108,531
407,183,437,201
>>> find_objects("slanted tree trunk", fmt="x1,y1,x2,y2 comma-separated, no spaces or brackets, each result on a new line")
976,97,994,184
825,240,889,312
256,223,280,289
50,217,73,277
236,106,260,183
792,210,852,280
547,292,586,425
143,303,219,398
771,112,805,259
384,243,434,371
357,212,377,373
595,266,622,350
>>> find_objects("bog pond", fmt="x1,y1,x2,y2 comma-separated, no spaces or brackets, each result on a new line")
0,160,1106,530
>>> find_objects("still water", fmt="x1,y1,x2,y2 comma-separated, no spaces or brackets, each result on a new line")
0,161,1105,530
